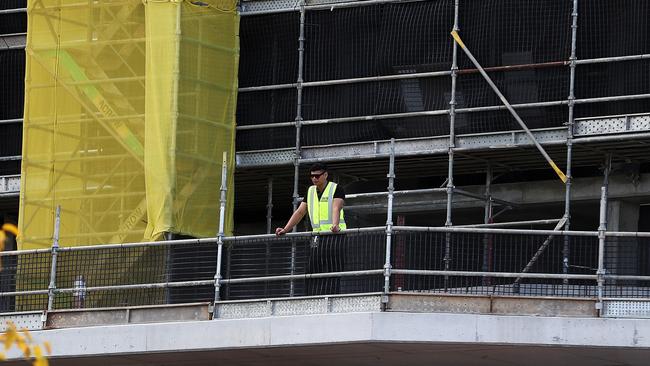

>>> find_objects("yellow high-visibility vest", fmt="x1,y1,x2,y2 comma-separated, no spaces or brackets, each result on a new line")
307,182,346,232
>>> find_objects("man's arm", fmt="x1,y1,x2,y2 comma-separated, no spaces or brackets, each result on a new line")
275,202,308,235
331,198,345,233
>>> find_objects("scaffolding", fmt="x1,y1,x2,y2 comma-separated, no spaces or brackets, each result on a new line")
233,0,650,238
18,0,238,249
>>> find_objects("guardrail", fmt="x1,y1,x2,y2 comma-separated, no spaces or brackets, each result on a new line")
1,226,649,313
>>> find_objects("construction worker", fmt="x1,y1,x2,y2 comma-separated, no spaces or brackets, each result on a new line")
275,163,346,235
275,163,346,296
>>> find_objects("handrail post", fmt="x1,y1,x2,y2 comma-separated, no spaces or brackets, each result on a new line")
596,186,607,314
47,205,61,312
383,139,396,301
481,164,493,285
288,0,307,298
444,0,461,292
563,0,579,284
213,152,229,306
596,155,611,314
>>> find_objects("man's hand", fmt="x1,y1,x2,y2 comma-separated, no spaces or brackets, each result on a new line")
330,224,340,233
275,227,287,236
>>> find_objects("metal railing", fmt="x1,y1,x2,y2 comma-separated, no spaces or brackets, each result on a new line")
1,225,650,314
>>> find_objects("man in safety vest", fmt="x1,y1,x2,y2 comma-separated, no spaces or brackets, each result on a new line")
275,163,346,235
275,163,346,295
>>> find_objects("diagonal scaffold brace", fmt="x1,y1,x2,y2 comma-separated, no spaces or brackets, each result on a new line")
451,31,567,183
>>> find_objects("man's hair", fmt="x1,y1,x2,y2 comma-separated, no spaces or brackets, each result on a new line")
309,163,328,172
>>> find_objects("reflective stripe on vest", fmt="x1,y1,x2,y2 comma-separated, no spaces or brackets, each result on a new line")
307,182,346,232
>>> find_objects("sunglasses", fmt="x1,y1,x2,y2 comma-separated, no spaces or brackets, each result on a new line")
310,172,325,179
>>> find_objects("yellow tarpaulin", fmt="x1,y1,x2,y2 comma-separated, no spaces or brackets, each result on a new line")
19,0,238,249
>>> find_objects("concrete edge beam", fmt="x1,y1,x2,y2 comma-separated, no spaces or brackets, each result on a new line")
387,293,597,317
387,293,491,314
46,303,211,329
491,296,597,317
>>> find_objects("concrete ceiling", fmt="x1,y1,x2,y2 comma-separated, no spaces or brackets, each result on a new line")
18,343,650,366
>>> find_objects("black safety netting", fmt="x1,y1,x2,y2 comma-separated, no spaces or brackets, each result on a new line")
236,127,295,151
223,231,385,300
578,0,650,59
304,1,454,81
0,49,25,120
0,161,20,175
0,12,26,35
0,0,25,10
458,0,572,69
457,66,569,109
302,77,450,120
0,48,24,173
391,231,598,297
575,60,650,99
236,88,296,126
0,124,22,157
238,13,299,87
602,237,650,298
4,251,51,312
458,106,566,135
574,100,650,120
301,115,450,147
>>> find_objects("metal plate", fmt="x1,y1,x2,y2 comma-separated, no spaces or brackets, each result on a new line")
575,114,650,136
602,300,650,318
0,35,25,49
273,298,327,316
216,301,270,319
0,175,20,193
306,0,356,5
240,0,391,13
330,295,382,313
240,0,299,13
214,295,382,319
457,128,567,150
0,312,44,331
236,149,294,167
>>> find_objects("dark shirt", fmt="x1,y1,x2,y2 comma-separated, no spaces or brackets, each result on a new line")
315,182,346,200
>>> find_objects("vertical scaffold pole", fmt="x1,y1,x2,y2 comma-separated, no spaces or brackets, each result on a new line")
444,0,461,291
47,205,61,312
482,165,493,285
214,152,229,304
596,186,608,314
446,0,460,229
383,139,396,298
293,0,306,216
289,0,307,297
596,155,611,313
483,165,493,226
563,0,579,283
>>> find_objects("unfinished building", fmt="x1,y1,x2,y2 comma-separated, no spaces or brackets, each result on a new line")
1,3,650,363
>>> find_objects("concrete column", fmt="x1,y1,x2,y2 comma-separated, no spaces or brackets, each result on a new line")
605,200,640,282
